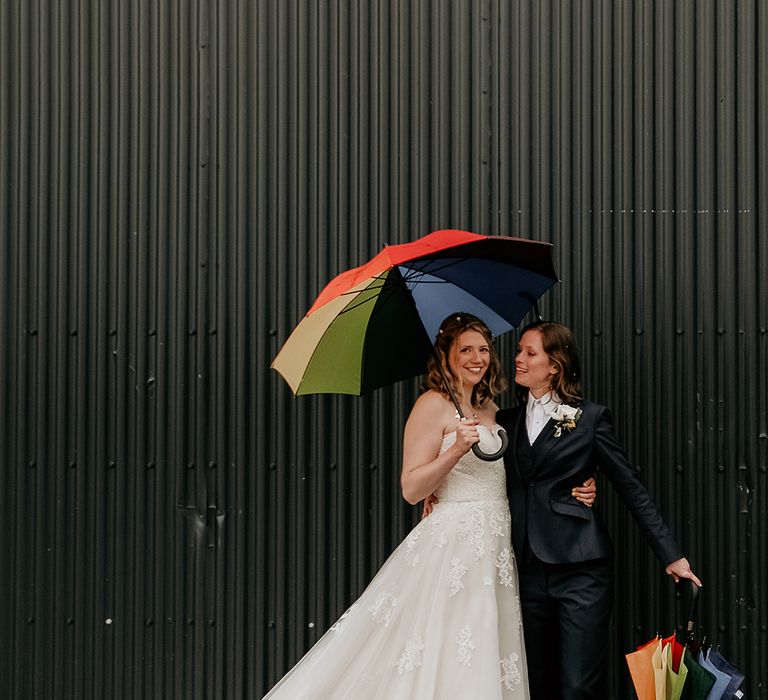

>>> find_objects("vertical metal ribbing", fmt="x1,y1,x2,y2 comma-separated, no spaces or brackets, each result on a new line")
253,0,273,688
213,0,242,694
755,0,768,682
53,0,75,693
674,0,697,616
195,0,209,693
27,1,44,696
477,0,492,234
518,2,533,240
2,2,766,698
734,0,759,674
70,0,86,687
449,1,463,225
263,0,285,679
0,0,15,697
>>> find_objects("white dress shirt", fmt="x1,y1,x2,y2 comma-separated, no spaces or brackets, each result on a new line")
525,392,558,444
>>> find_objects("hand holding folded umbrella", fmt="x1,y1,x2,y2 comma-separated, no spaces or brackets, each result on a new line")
626,583,746,700
665,557,702,588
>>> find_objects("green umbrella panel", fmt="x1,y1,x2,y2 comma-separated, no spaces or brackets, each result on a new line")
271,268,432,395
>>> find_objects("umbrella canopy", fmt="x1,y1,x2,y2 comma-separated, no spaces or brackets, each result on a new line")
679,649,715,700
271,229,558,396
626,637,661,700
665,644,689,700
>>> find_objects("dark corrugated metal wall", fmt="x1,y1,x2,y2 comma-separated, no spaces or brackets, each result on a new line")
1,1,765,698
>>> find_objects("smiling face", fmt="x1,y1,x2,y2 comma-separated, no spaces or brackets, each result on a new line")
448,329,491,393
514,329,557,397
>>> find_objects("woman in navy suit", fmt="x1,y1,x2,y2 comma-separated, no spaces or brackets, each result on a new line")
495,321,701,699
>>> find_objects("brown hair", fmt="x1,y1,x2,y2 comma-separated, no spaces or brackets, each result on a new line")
423,313,507,408
515,321,583,405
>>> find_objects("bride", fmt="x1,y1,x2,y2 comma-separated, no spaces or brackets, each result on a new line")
263,313,593,698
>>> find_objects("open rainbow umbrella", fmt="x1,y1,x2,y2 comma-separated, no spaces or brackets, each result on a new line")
271,229,559,458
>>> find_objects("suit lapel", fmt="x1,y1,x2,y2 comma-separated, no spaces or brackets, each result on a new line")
507,405,571,476
530,417,559,473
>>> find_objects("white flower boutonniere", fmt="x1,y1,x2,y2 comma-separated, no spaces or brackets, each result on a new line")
549,403,582,438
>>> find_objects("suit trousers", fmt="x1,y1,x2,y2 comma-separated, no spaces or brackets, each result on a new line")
518,554,614,700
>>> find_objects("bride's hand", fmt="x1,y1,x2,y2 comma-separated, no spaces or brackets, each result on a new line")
454,416,480,455
421,493,439,519
572,476,597,507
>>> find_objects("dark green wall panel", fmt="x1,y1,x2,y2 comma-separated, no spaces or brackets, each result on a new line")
1,1,765,698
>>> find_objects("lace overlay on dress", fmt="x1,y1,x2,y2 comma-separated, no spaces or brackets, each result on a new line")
500,652,524,689
263,424,529,699
396,634,425,674
433,426,508,503
456,625,476,666
368,591,398,626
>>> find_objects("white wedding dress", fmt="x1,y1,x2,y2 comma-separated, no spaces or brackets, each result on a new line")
263,425,529,699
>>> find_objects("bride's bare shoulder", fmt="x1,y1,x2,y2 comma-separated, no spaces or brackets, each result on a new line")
411,389,452,413
407,390,454,426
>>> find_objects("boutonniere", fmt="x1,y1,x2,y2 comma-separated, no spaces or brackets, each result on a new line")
549,403,582,438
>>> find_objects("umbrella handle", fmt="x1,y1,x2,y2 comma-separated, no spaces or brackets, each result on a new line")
431,347,509,461
471,429,509,461
675,580,700,645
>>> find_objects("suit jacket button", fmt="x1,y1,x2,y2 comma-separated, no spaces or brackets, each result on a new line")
528,480,535,487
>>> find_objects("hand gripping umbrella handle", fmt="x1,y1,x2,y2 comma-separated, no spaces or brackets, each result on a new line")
432,349,509,462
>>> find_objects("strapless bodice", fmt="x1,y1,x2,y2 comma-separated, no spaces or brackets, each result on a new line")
434,424,508,503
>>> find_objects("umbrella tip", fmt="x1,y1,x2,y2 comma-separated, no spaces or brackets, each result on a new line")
518,292,543,323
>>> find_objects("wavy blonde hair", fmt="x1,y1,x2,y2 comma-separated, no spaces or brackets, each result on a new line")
423,313,507,408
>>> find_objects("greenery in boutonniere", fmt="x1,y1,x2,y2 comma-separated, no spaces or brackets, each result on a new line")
550,403,582,438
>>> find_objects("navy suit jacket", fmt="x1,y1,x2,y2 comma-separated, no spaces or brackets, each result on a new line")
496,400,684,566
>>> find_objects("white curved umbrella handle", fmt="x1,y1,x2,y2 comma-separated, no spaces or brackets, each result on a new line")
471,429,508,461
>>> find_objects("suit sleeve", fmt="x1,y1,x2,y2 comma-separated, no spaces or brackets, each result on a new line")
593,406,684,567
